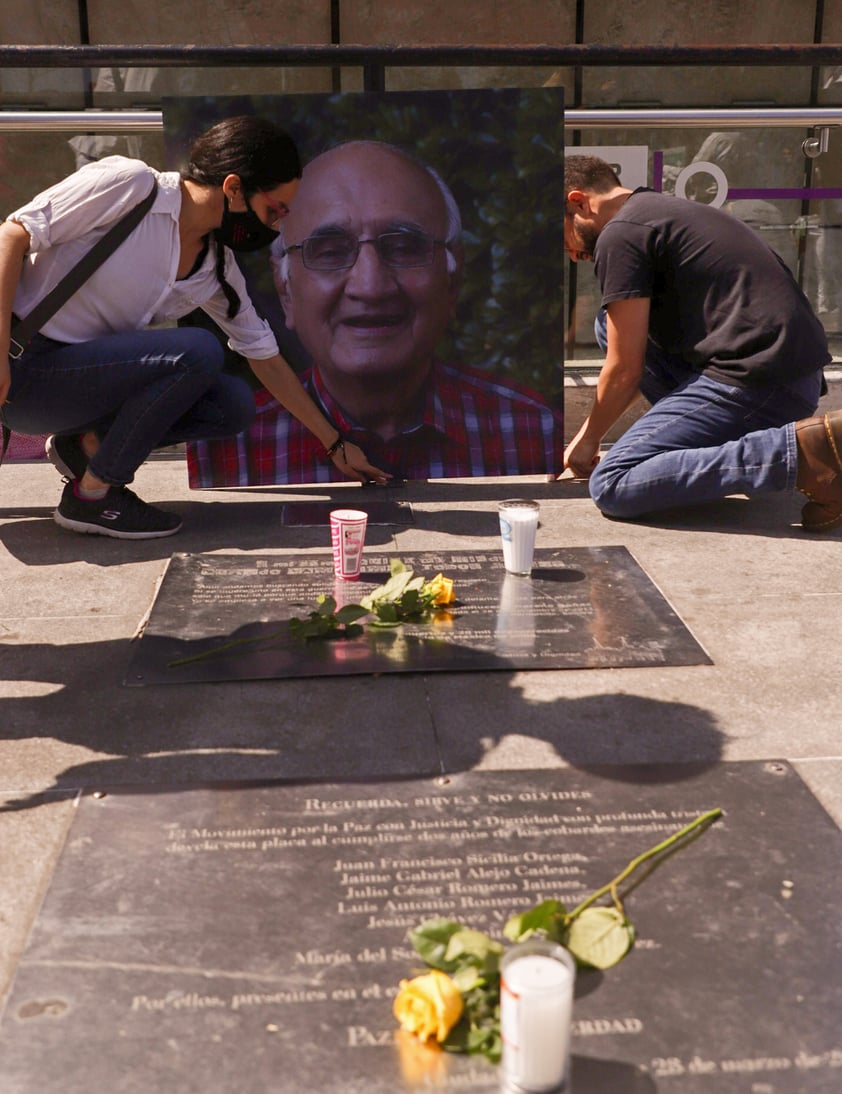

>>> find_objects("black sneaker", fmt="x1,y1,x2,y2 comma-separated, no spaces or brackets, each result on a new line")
54,481,182,539
45,434,88,480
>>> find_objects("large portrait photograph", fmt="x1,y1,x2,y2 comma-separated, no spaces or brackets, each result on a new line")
163,87,566,487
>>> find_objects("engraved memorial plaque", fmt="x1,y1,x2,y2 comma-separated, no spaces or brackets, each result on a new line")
1,763,840,1092
125,547,710,685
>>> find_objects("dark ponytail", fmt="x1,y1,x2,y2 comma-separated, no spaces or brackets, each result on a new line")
214,237,240,319
184,116,302,318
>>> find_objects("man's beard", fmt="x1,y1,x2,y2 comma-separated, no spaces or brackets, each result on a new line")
574,216,600,259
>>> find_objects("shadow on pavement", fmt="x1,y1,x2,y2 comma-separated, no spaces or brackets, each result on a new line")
0,631,724,812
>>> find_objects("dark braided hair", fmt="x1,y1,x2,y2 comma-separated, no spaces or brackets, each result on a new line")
183,116,302,318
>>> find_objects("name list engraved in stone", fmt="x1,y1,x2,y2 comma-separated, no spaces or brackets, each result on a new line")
5,765,842,1093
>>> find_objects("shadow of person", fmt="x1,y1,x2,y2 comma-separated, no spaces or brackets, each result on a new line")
432,679,724,774
0,475,593,569
603,490,827,541
0,626,723,814
0,496,399,568
0,535,722,810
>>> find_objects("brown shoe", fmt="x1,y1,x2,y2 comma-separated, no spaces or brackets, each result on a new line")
795,409,842,532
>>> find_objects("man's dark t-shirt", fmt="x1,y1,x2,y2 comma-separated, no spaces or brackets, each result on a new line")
594,188,830,386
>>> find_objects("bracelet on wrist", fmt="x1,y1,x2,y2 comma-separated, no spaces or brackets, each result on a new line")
323,435,345,462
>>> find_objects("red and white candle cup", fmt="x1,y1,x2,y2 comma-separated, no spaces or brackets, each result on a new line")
330,508,368,580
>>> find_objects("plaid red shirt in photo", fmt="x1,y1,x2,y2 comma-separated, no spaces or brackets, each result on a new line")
186,360,564,487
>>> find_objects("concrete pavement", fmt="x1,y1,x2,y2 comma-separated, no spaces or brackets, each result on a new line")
2,435,841,1017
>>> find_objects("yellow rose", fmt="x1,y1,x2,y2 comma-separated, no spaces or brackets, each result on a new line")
425,573,456,606
393,969,464,1042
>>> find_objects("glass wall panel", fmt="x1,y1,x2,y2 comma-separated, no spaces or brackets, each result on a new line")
367,67,572,94
580,66,813,109
564,125,842,362
0,69,87,111
0,133,84,216
0,0,84,107
83,67,333,108
585,1,816,106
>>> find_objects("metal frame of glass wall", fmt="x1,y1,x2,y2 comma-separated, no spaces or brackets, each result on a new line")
2,43,842,359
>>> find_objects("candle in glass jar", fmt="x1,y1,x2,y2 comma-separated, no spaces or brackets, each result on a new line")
500,941,576,1093
497,499,540,576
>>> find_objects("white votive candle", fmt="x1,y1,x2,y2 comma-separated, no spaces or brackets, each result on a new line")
500,940,576,1093
498,499,540,576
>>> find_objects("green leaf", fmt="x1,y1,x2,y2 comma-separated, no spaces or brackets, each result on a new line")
316,594,336,615
356,559,445,625
503,899,567,943
466,1024,499,1058
466,1026,491,1052
445,928,503,969
360,583,395,611
451,965,482,993
334,604,368,624
374,571,414,602
441,1002,501,1063
408,918,464,971
482,1030,502,1064
563,907,635,970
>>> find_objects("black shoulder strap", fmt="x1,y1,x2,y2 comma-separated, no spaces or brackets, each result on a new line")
10,178,159,352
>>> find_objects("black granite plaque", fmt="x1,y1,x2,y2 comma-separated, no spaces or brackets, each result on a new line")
281,500,414,526
126,548,710,686
1,763,840,1093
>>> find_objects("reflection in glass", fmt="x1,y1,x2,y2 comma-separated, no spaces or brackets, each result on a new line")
495,574,536,655
566,125,842,356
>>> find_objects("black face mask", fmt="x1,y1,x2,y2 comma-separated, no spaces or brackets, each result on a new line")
217,196,280,253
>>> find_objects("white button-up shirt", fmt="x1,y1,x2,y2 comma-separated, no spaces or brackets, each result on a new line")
9,155,279,360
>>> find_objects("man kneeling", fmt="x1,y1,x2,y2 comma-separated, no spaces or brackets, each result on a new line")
563,154,842,533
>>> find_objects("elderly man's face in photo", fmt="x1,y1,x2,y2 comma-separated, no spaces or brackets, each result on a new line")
277,144,460,386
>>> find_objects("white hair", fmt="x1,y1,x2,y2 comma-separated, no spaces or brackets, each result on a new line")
270,140,462,286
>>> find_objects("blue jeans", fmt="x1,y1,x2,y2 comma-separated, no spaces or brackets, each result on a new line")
588,310,824,518
3,326,255,485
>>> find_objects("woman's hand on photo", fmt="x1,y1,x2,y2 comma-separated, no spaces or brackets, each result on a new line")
331,439,392,485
